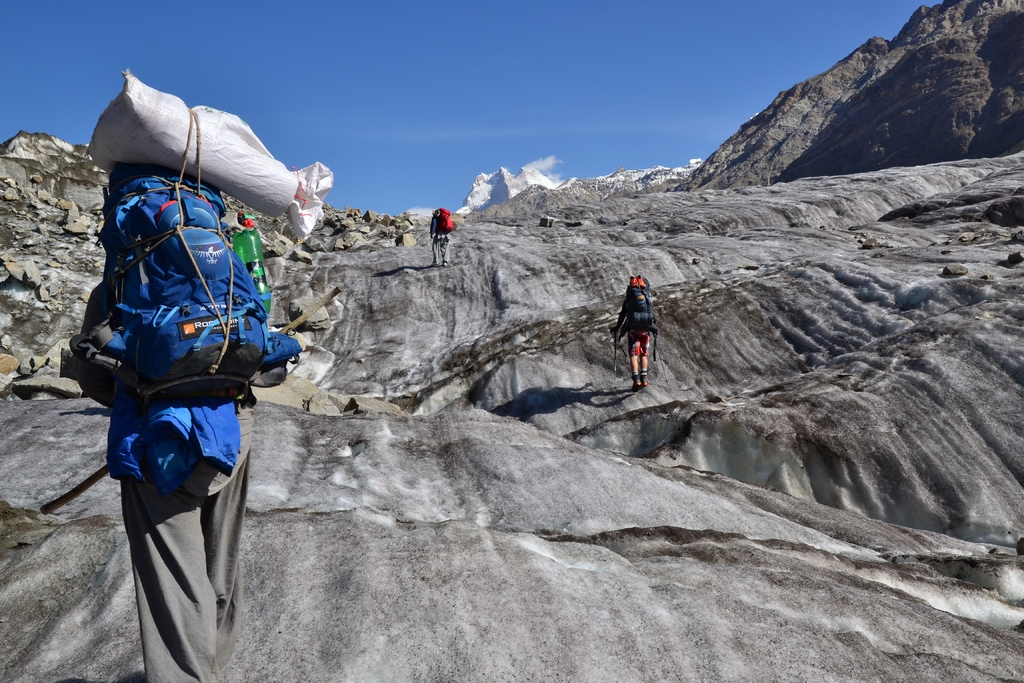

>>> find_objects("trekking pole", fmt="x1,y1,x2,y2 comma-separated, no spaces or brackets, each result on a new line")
277,285,342,335
613,331,617,377
40,464,109,514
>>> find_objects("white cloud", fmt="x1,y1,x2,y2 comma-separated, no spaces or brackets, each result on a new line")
523,155,563,183
405,206,435,216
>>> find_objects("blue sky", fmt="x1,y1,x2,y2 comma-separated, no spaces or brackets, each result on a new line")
2,0,932,214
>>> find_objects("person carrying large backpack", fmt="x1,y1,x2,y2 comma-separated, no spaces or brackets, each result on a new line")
610,275,658,392
430,207,455,267
72,162,301,683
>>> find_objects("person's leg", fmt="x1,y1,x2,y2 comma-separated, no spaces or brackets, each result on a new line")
432,235,440,265
629,333,641,389
122,478,219,683
201,404,252,675
442,236,451,265
201,455,249,674
639,333,650,386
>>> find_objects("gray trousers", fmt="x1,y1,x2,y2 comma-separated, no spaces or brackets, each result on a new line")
121,407,252,683
432,233,451,265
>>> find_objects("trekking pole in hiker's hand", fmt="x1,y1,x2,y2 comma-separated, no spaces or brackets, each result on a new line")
610,326,619,377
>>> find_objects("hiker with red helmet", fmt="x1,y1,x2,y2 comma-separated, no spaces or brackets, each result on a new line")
610,275,658,392
430,207,456,267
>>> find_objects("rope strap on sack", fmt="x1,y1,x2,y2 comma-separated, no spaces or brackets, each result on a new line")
172,109,235,374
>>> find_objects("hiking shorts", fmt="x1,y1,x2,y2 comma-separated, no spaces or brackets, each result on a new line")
628,331,651,357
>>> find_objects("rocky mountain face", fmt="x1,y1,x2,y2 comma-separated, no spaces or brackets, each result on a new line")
6,134,1024,679
462,162,701,217
687,0,1024,191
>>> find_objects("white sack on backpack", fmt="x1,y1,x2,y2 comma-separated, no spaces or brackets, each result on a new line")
88,72,332,236
287,162,334,240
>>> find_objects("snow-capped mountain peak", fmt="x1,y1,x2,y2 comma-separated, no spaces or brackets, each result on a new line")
458,159,703,216
458,166,564,214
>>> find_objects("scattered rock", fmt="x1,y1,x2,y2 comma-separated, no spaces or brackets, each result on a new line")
363,210,378,223
739,264,760,271
287,376,319,405
2,188,18,201
21,261,42,288
250,384,305,411
691,258,701,265
395,233,416,247
338,232,365,250
264,231,294,258
327,392,352,413
42,339,69,372
56,199,76,211
1017,536,1024,556
288,296,332,331
307,391,342,416
566,221,584,228
10,376,82,400
251,374,320,411
62,216,91,236
344,396,406,416
19,355,49,376
539,218,555,228
0,354,18,375
288,245,314,265
957,232,976,242
860,237,883,249
1008,252,1024,265
985,197,1024,228
943,264,969,277
4,260,25,283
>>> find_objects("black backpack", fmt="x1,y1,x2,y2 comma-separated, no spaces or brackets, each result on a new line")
625,276,654,330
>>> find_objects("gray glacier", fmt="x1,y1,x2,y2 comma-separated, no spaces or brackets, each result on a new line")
5,132,1024,681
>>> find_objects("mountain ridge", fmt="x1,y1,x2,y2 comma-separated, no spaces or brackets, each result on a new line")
462,160,702,218
686,0,1024,190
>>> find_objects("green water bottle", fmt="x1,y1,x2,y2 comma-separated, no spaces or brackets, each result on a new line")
232,212,272,314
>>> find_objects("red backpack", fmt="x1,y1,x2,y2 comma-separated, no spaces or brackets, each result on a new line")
434,207,455,234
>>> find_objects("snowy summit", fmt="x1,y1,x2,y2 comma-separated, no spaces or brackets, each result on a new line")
458,159,702,215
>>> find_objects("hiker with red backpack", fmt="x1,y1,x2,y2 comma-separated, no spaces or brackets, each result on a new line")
610,275,658,392
431,207,455,266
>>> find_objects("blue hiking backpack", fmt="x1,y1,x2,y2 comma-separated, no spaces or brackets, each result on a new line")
94,163,270,400
625,275,654,330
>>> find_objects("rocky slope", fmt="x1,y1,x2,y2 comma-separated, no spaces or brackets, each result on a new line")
5,135,1024,680
687,0,1024,191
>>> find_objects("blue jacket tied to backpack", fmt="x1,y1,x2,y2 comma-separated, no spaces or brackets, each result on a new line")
107,384,242,495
